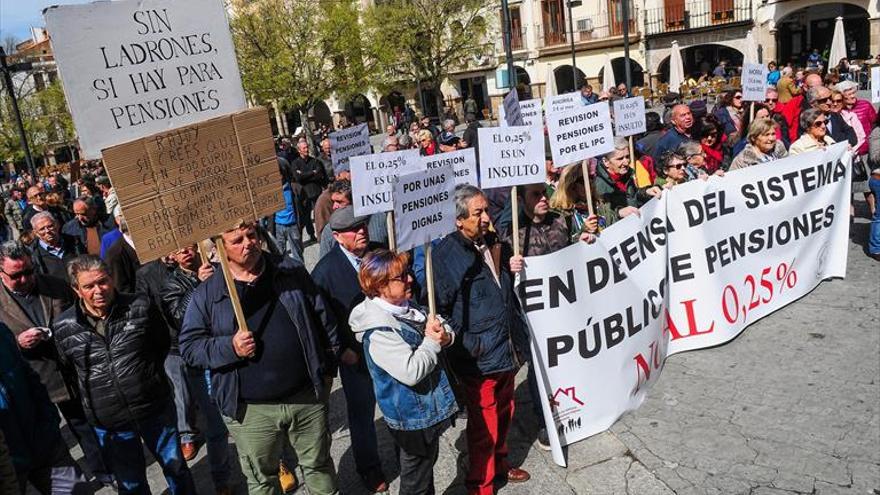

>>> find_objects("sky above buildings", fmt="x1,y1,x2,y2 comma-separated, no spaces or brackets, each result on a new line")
1,0,91,44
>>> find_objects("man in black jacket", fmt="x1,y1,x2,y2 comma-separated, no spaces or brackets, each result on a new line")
806,85,857,146
62,197,115,256
29,212,81,282
291,140,328,241
311,207,387,493
52,255,196,494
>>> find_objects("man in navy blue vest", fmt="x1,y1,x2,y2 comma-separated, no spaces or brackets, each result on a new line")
311,206,387,493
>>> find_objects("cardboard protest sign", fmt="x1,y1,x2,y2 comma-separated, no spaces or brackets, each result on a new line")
329,123,371,173
521,144,851,466
44,0,247,159
502,90,523,127
741,62,768,102
547,102,615,168
393,165,456,252
872,67,880,104
102,107,283,262
350,149,423,216
499,98,543,128
546,92,579,115
612,97,646,137
477,126,545,189
422,148,478,186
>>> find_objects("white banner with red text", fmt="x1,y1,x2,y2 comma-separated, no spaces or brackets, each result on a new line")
521,144,851,466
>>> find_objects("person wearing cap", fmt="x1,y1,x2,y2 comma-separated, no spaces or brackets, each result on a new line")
310,207,387,493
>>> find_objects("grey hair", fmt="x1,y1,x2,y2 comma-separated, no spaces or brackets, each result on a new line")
443,119,456,131
806,86,826,106
30,211,58,229
676,140,702,157
66,255,111,287
800,108,825,133
454,184,485,220
603,136,630,159
835,80,858,93
0,241,32,264
398,134,412,148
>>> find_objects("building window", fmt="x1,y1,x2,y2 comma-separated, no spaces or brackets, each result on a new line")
510,7,523,50
542,0,566,46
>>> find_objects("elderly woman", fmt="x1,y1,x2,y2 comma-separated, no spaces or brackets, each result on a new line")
596,136,657,212
789,108,835,155
417,129,437,156
678,140,724,181
653,150,689,189
349,249,458,495
729,118,789,170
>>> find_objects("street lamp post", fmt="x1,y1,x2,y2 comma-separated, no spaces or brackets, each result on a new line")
0,47,37,178
567,0,582,89
501,0,518,90
622,0,632,95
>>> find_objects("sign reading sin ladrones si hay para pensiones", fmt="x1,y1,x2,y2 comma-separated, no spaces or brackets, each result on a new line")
44,0,247,158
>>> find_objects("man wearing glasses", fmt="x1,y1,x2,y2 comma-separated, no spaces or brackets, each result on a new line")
805,86,857,147
30,212,82,282
21,187,66,234
0,241,111,486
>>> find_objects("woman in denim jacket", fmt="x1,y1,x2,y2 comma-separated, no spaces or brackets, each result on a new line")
349,249,459,495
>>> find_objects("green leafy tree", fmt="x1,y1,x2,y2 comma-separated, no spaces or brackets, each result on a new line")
363,0,493,115
0,79,75,165
230,0,372,138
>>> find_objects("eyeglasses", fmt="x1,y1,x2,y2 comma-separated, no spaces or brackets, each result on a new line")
667,163,686,170
815,97,830,104
812,120,827,127
0,268,34,280
734,95,743,99
765,98,778,103
832,99,844,104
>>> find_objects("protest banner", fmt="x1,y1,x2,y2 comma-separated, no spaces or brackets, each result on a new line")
422,148,478,186
502,89,524,127
872,67,880,104
741,63,768,102
499,98,543,128
350,149,423,217
612,96,646,138
547,102,614,169
44,0,247,159
477,126,545,189
521,144,852,466
546,92,580,115
330,123,371,173
101,107,283,262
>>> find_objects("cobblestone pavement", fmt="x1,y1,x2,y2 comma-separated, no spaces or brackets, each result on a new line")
74,204,878,495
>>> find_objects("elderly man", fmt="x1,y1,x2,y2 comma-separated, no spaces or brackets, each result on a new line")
382,134,400,152
62,197,115,256
291,141,328,242
652,104,694,165
0,242,111,486
806,85,857,147
29,212,81,281
179,222,339,495
317,178,388,259
580,83,599,105
312,207,386,493
317,138,334,182
21,187,64,233
433,184,530,495
4,188,25,240
53,255,195,494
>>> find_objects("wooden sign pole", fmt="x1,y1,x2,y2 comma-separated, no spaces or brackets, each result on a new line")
387,211,397,252
424,241,436,317
510,186,520,256
212,235,253,357
197,240,212,265
581,160,595,217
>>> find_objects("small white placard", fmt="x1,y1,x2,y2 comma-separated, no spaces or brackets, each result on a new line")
393,165,457,252
477,126,545,189
547,102,615,168
741,62,768,102
422,148,478,186
613,96,646,137
500,98,543,128
350,149,422,216
330,123,371,173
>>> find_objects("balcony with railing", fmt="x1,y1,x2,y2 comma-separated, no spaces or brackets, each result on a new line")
535,6,639,51
644,0,750,37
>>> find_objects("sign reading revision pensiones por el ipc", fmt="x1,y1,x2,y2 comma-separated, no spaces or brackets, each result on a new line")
547,102,615,168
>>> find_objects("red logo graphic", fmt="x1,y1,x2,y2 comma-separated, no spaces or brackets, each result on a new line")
551,387,585,408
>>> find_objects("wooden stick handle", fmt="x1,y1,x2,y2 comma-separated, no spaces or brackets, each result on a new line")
387,210,397,253
510,186,520,256
197,240,211,265
425,242,436,317
212,236,250,337
581,160,595,217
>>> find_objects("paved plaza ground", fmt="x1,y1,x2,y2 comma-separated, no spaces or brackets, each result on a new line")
69,199,879,495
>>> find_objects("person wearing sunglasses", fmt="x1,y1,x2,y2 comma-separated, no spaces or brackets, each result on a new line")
712,89,744,146
730,118,789,170
806,86,857,148
790,108,836,155
654,150,689,189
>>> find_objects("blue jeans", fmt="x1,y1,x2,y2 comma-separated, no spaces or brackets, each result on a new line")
869,177,880,255
92,402,196,494
190,369,232,488
275,223,304,265
339,362,382,475
164,355,197,443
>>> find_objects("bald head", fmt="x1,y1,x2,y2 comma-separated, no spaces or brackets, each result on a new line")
805,73,823,89
671,104,694,134
26,186,46,208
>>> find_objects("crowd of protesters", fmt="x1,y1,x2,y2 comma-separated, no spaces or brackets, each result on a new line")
0,58,878,495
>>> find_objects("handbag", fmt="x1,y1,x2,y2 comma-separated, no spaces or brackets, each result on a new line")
852,155,869,183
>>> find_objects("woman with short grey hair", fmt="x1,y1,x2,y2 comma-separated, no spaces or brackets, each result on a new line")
789,108,835,155
729,118,789,170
